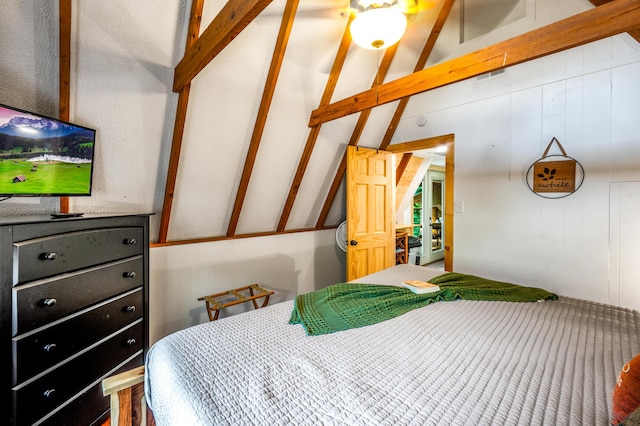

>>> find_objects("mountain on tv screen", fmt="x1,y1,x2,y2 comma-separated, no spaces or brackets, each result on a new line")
0,103,96,197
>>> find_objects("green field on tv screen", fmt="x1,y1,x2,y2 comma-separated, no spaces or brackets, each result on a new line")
0,159,92,195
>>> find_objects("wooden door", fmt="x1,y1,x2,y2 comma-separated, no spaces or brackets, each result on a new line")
346,146,395,281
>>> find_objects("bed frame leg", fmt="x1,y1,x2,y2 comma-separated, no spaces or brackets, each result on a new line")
102,366,155,426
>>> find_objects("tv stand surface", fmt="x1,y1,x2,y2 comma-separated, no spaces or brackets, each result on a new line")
51,212,84,219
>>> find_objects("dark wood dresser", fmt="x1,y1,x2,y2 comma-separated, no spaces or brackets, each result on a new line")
0,214,150,425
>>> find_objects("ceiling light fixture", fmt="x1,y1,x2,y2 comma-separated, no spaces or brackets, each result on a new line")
350,4,407,50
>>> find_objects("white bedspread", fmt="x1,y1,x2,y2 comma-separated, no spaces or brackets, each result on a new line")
145,265,640,425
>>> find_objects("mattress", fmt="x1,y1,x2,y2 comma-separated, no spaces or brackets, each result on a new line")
145,264,640,425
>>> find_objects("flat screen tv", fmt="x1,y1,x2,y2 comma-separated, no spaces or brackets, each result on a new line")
0,103,95,197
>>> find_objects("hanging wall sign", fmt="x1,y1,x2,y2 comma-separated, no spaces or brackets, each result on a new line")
526,137,584,199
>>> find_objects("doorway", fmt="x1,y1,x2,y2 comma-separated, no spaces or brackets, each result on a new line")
386,134,455,271
422,169,445,265
406,163,445,266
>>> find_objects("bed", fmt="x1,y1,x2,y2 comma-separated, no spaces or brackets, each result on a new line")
142,264,640,425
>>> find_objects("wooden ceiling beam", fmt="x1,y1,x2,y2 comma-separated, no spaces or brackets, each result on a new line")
59,0,72,213
277,16,354,232
317,16,355,108
385,134,455,153
379,0,454,150
396,153,413,186
309,0,640,126
589,0,640,42
173,0,273,92
346,43,400,146
59,0,71,122
227,0,299,237
158,0,205,243
152,225,333,248
315,40,400,228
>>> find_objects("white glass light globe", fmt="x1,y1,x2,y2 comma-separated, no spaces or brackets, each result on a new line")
350,7,408,50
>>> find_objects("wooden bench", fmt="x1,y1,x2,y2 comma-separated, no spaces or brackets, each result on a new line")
197,284,274,321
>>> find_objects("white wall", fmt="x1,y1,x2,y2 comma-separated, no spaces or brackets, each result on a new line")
393,34,640,309
150,229,345,343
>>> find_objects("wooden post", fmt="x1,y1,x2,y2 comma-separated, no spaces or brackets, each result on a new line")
102,366,153,426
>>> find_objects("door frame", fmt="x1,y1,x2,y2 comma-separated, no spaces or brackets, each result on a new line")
386,134,455,271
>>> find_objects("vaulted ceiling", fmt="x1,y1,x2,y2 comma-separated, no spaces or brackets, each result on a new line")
139,0,640,245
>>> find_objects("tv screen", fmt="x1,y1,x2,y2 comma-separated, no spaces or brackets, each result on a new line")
0,103,95,197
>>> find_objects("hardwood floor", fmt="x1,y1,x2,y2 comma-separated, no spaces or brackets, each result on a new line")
425,259,444,270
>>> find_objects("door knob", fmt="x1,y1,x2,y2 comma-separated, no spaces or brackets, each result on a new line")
349,240,358,246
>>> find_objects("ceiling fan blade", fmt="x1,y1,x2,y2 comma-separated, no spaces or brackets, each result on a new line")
399,0,438,15
302,8,351,19
260,0,351,20
259,8,342,19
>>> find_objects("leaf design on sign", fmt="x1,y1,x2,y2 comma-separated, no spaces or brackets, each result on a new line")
536,167,558,181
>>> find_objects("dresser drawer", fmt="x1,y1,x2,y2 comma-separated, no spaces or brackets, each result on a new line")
12,257,143,336
12,321,143,426
12,289,143,385
13,227,143,284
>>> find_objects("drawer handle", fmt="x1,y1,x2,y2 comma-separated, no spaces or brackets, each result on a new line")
44,343,57,353
126,338,136,347
123,238,137,245
40,252,57,261
123,271,136,278
43,389,56,399
124,305,136,313
42,298,57,307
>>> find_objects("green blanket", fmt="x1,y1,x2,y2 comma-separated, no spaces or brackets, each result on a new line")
289,272,558,336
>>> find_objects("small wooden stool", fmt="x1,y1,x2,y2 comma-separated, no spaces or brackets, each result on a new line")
198,284,274,321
